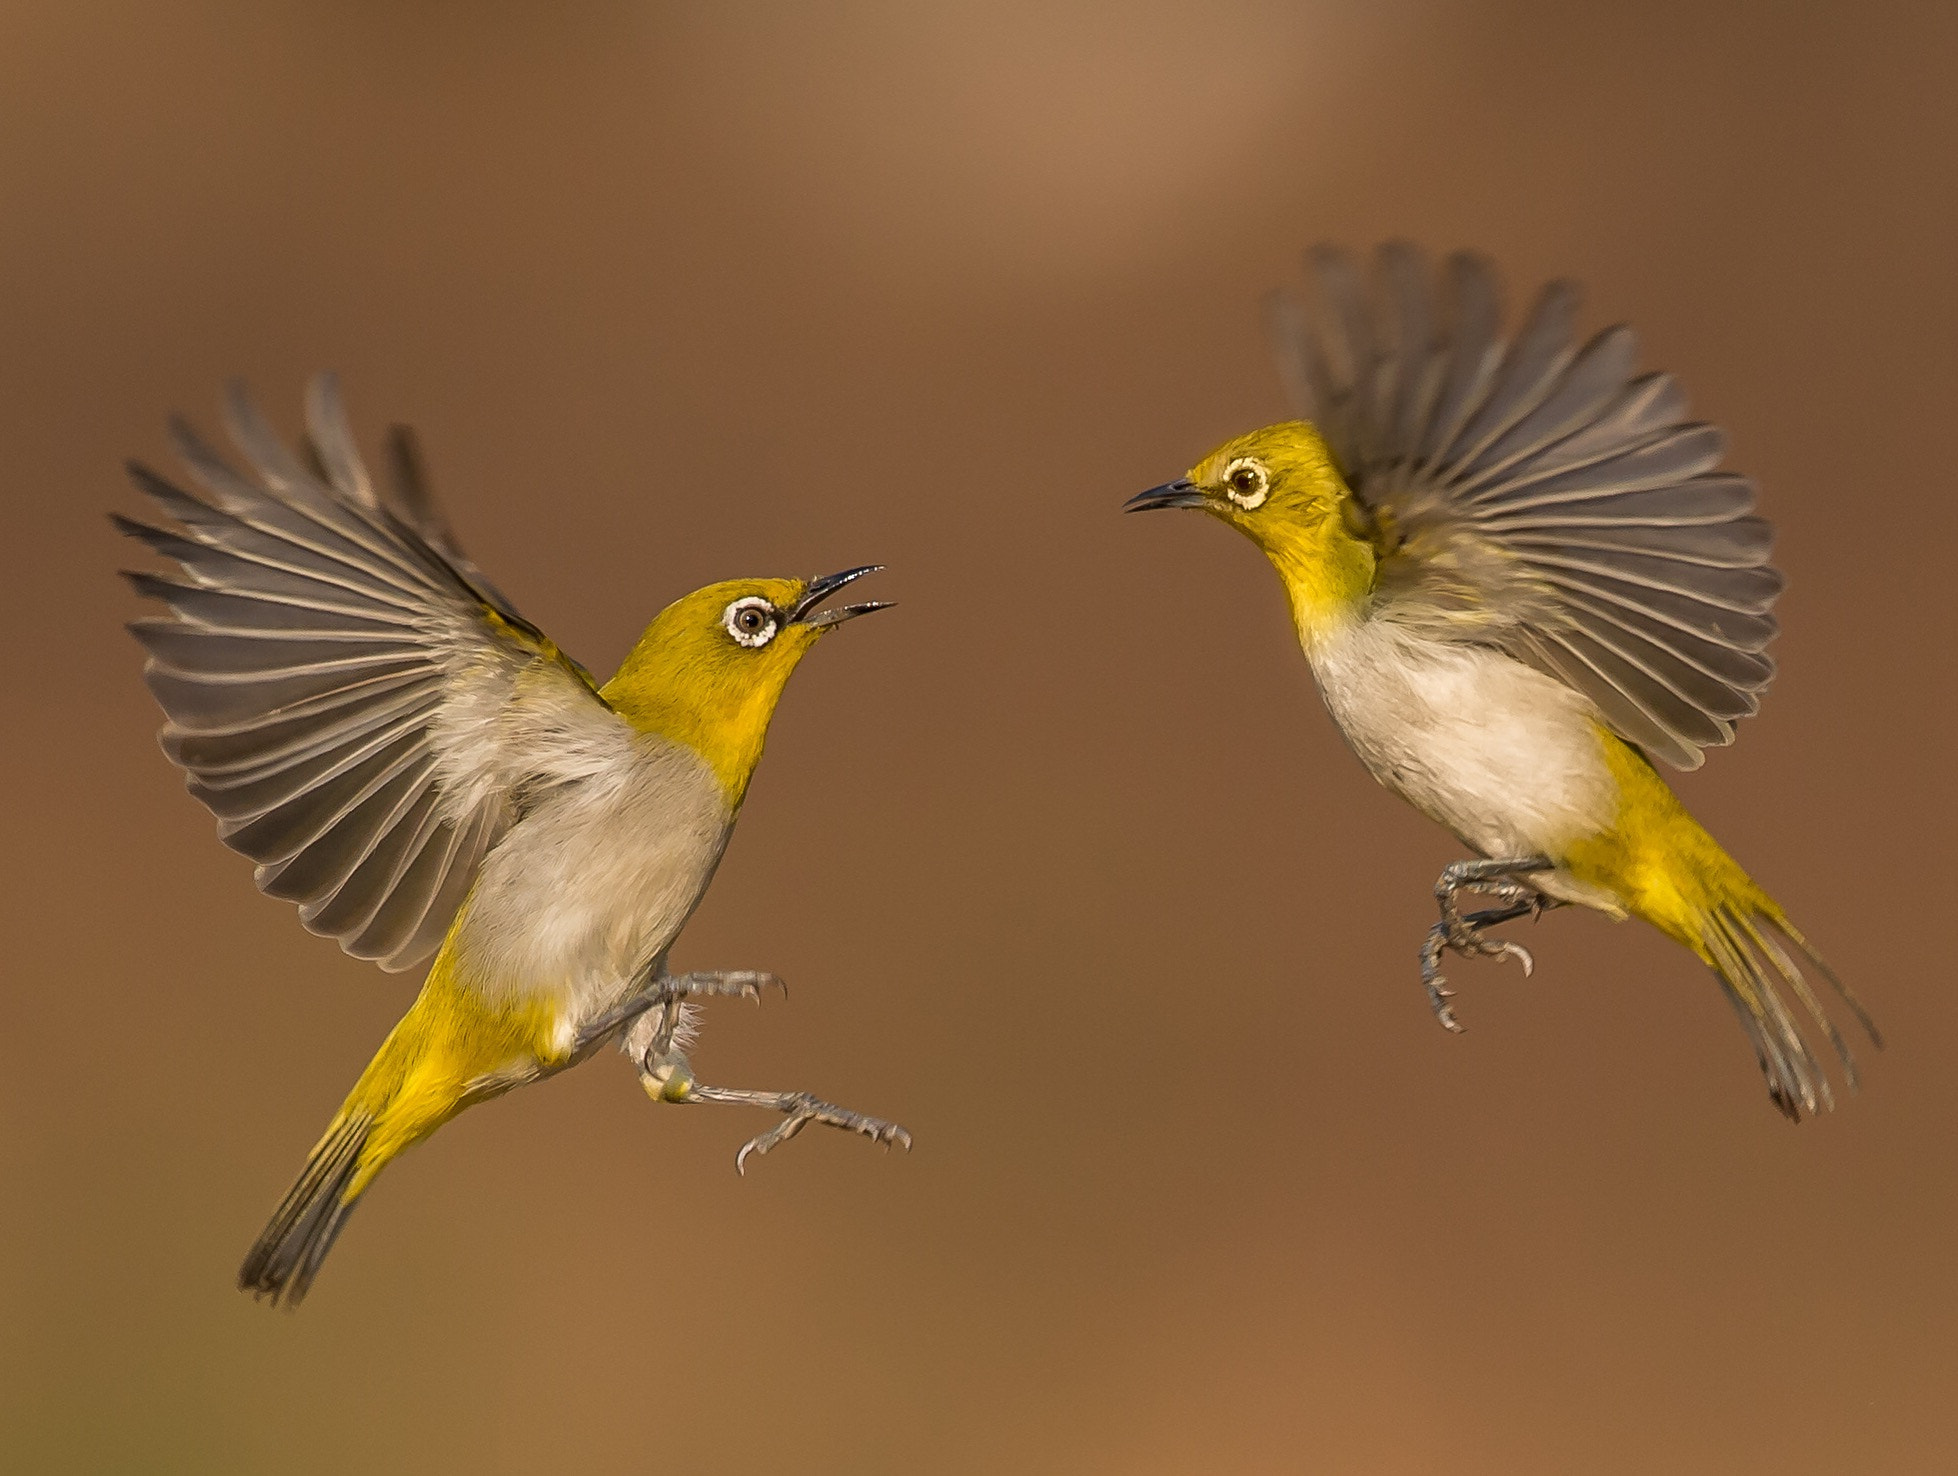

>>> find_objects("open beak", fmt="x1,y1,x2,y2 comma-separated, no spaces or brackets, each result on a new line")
792,565,894,629
1124,477,1206,512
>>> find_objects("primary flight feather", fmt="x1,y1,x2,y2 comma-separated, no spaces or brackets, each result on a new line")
120,376,908,1306
1128,243,1878,1120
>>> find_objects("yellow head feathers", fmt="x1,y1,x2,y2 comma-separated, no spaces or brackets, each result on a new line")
602,567,890,804
1128,421,1377,640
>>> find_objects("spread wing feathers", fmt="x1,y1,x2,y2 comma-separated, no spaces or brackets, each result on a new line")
117,375,615,972
1268,242,1783,770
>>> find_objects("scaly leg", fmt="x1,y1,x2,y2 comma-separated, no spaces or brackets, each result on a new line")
622,978,911,1174
571,969,786,1058
687,1082,912,1175
1419,856,1560,1032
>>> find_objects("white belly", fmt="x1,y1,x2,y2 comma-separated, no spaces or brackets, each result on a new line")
1307,618,1617,863
451,734,733,1023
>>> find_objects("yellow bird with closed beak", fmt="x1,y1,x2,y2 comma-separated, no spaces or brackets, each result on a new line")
1128,243,1878,1120
118,377,908,1306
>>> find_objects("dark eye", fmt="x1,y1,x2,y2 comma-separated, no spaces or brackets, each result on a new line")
722,597,780,648
1222,457,1270,509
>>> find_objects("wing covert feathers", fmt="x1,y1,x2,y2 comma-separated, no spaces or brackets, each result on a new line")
1269,243,1783,769
118,376,607,972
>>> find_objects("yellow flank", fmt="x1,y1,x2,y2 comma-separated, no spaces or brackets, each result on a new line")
1560,726,1774,957
233,568,887,1304
602,577,825,806
1136,411,1873,1119
1178,422,1788,966
1188,423,1377,641
334,932,563,1199
268,580,845,1240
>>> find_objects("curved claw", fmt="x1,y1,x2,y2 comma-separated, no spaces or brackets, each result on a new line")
734,1131,787,1176
737,972,788,1005
1420,857,1557,1029
1423,968,1466,1032
721,970,787,1004
659,970,789,1005
1426,974,1466,1032
732,1098,912,1175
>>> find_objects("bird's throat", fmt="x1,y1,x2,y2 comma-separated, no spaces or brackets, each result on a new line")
1255,515,1377,648
602,670,784,808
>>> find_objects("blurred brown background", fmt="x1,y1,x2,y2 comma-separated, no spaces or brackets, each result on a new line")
2,2,1954,1471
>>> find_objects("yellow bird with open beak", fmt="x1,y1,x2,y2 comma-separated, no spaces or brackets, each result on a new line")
118,377,908,1306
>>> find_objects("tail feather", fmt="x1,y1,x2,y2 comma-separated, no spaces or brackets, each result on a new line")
1772,912,1885,1050
1704,910,1828,1119
1573,733,1880,1120
1737,914,1858,1087
1700,903,1879,1122
239,1112,373,1307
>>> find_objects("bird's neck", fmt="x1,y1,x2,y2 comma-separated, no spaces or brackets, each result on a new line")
1254,513,1377,651
600,662,785,809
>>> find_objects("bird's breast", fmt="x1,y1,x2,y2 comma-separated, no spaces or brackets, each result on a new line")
449,735,734,1021
1306,618,1618,862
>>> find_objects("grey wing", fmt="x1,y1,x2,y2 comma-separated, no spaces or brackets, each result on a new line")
117,375,614,971
1267,242,1781,770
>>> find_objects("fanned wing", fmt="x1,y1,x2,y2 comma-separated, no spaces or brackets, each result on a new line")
117,375,616,971
1267,242,1781,770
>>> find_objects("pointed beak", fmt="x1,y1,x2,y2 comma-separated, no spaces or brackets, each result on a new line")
792,565,894,629
1124,478,1206,512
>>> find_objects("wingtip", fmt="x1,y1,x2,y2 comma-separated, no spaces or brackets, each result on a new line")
123,458,174,498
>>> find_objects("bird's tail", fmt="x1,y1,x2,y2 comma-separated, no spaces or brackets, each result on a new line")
238,1109,376,1307
1574,736,1882,1120
238,1004,465,1306
1694,893,1882,1122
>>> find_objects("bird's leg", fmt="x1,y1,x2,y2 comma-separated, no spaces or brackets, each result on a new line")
611,969,907,1172
1419,855,1560,1032
687,1082,912,1175
630,1028,911,1174
572,969,787,1057
652,969,789,1006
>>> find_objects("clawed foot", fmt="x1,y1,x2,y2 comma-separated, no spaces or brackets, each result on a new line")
627,969,911,1173
710,1090,914,1175
1418,856,1557,1031
642,1060,912,1174
575,970,790,1059
654,969,787,1007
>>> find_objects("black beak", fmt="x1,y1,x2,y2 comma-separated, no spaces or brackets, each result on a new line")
792,565,894,629
1124,478,1206,512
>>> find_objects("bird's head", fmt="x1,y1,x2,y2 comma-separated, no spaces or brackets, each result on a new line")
1127,421,1376,637
602,566,891,804
1126,420,1353,537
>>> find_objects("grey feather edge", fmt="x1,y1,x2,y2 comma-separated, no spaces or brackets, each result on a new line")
1268,242,1785,770
117,377,569,971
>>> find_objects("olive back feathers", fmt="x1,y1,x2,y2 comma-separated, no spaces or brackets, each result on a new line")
1267,243,1782,770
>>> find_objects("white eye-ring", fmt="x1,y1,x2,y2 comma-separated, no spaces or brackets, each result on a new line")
1222,456,1270,510
723,596,780,648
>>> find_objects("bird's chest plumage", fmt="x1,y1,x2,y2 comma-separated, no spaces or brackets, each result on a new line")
1306,618,1617,860
451,736,733,1021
